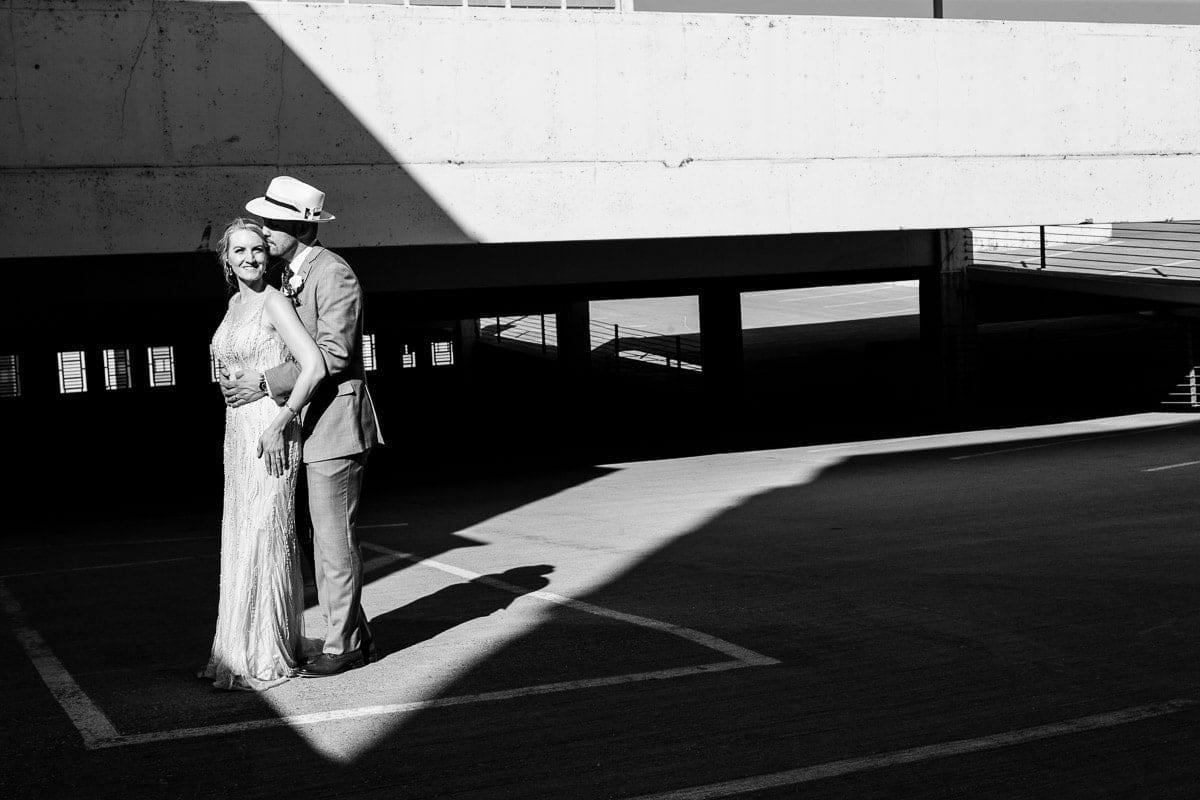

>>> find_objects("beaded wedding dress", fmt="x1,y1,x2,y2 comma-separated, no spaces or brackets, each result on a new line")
200,289,306,691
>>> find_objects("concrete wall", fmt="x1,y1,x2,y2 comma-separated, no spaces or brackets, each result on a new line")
5,1,1200,258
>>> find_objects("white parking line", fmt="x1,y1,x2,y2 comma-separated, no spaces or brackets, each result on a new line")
1,556,200,579
0,584,120,748
948,425,1184,461
360,542,779,667
0,535,215,552
2,540,778,750
104,662,750,749
778,286,898,302
1143,460,1200,473
824,298,919,309
621,699,1197,800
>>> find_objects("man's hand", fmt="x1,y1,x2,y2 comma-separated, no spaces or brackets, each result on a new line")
219,366,266,408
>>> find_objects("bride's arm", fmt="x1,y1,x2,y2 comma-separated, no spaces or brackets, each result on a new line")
258,293,327,477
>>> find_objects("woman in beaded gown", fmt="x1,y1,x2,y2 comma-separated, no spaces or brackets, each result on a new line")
200,219,327,691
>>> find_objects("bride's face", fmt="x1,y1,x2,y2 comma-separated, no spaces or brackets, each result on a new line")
227,230,269,287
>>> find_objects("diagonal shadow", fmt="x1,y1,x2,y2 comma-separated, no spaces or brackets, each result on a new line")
337,416,1200,797
370,565,554,658
3,1,468,262
8,417,1200,797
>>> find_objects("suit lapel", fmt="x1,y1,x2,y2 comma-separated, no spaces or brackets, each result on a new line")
296,244,323,281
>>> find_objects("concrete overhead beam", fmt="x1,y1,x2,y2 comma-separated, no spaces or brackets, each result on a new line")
5,3,1200,257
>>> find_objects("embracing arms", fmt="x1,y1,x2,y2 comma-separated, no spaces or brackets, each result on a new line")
219,258,360,406
258,292,327,477
266,261,361,398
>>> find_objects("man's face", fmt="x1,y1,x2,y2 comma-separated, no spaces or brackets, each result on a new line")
261,218,304,260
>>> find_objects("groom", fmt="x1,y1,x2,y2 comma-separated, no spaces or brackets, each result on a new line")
221,176,382,677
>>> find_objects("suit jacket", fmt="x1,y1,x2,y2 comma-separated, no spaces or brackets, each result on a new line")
265,244,382,463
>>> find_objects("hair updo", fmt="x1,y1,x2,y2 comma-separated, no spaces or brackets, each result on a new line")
215,218,268,291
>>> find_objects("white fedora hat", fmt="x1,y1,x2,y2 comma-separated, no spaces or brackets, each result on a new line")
246,176,336,222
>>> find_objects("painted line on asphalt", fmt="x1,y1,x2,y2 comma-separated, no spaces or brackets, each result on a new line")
6,539,777,750
621,699,1198,800
360,541,781,668
948,424,1186,461
823,297,919,309
0,582,121,749
0,556,200,579
99,661,751,749
0,535,215,552
778,286,900,302
362,552,407,573
1143,460,1200,473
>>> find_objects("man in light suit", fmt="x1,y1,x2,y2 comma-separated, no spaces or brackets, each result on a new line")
221,176,382,677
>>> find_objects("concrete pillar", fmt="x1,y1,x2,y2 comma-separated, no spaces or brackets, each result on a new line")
454,317,479,373
555,300,591,381
699,287,744,391
920,228,978,417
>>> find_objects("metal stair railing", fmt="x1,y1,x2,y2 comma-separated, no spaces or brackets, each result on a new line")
478,314,703,376
588,320,703,376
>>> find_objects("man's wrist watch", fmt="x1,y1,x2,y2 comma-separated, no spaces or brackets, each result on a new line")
258,374,268,394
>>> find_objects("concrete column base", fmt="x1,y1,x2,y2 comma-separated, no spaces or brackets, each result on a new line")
555,300,592,382
920,229,979,419
699,288,744,394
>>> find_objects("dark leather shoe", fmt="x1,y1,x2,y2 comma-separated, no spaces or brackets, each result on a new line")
361,630,378,664
297,651,365,678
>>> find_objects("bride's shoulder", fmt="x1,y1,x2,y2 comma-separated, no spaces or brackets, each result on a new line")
262,287,296,317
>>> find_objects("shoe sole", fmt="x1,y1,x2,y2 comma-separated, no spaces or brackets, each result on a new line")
297,659,365,678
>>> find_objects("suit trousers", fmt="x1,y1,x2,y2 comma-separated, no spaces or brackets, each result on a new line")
304,451,371,655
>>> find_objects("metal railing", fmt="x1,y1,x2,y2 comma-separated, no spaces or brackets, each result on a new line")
482,314,558,356
972,222,1200,280
1162,366,1200,409
272,0,628,10
587,320,703,375
479,314,703,376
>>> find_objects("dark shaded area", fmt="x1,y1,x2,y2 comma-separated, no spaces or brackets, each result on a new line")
7,418,1200,798
8,2,1200,794
331,419,1200,799
370,565,553,658
0,465,613,755
5,274,1197,529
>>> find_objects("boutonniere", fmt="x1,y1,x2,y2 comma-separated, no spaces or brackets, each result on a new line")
283,272,305,302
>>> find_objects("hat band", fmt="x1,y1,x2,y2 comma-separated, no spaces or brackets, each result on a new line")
264,194,301,215
267,196,320,220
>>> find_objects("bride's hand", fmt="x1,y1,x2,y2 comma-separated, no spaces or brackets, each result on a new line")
257,426,289,478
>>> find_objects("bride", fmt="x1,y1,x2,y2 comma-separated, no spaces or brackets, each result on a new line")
200,218,326,691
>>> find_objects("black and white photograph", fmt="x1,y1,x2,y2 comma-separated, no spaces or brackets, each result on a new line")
4,0,1200,797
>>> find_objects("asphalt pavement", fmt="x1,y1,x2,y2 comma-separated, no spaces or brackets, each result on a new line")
4,412,1200,799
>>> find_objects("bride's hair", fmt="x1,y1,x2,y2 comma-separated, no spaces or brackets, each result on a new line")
216,218,269,291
